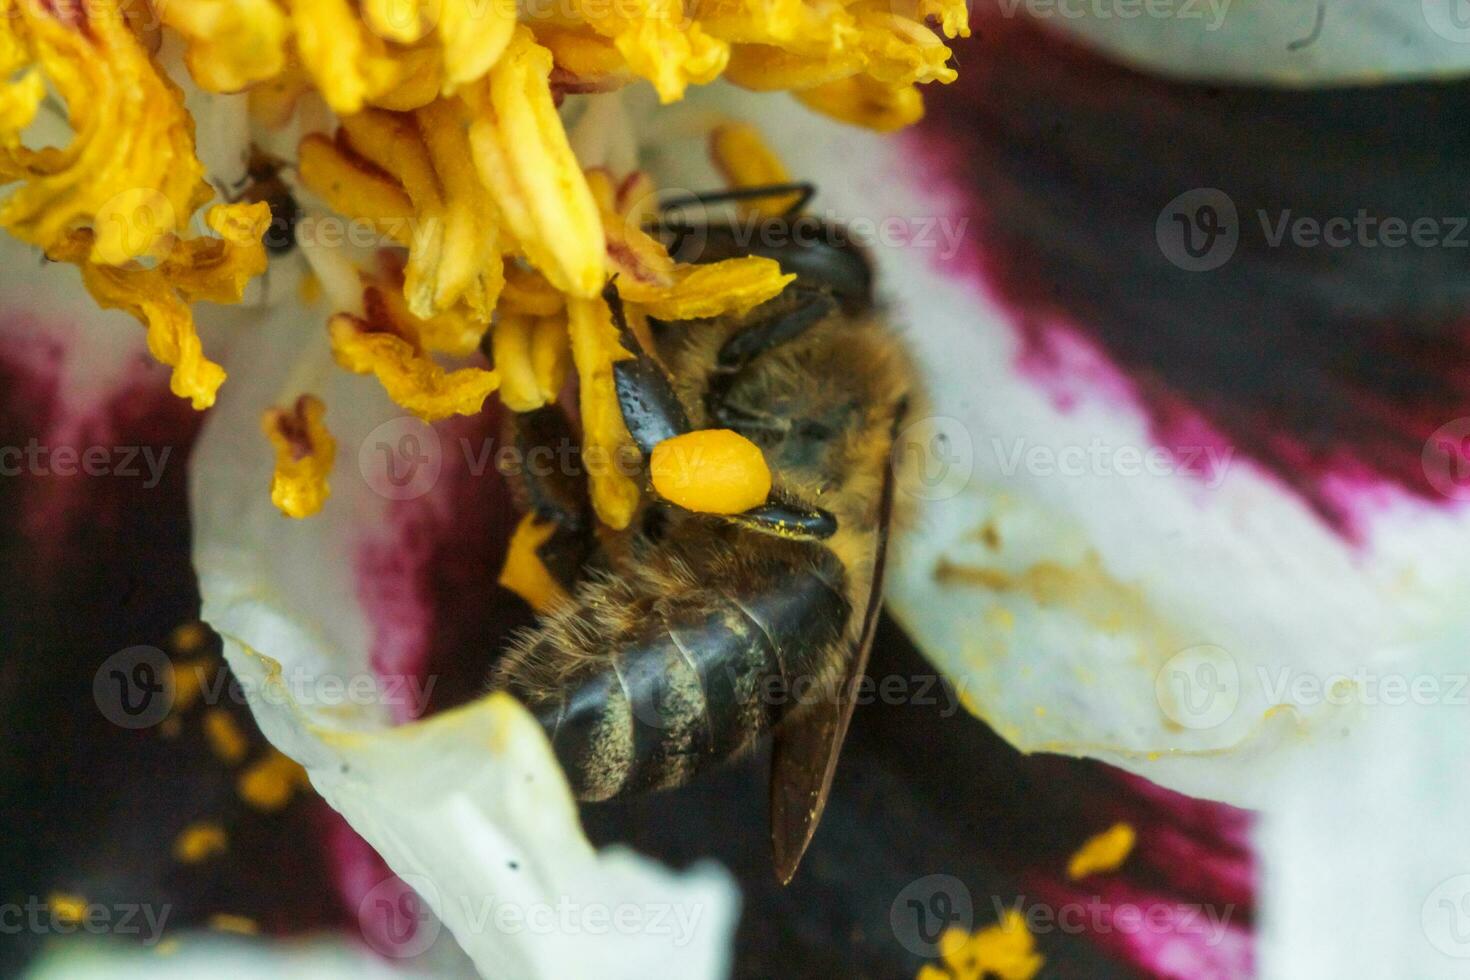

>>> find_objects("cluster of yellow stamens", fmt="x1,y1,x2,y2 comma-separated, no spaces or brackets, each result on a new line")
0,0,968,519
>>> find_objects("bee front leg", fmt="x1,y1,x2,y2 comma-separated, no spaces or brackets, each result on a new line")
605,284,692,454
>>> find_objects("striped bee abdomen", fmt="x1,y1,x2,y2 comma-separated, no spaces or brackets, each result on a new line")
492,530,852,801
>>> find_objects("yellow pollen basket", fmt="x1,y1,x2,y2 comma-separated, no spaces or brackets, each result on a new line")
0,0,967,518
651,429,773,515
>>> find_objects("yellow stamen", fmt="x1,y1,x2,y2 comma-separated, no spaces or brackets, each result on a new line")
530,313,571,403
262,394,338,518
492,314,548,412
1067,822,1137,880
465,28,604,298
237,750,310,812
169,660,211,713
169,621,211,655
617,258,793,321
47,893,87,925
297,133,416,244
498,513,571,612
208,914,260,935
44,203,270,410
566,295,641,529
329,313,500,422
203,708,250,765
797,76,925,132
0,0,211,264
710,122,800,217
921,911,1044,980
173,822,229,864
158,0,289,93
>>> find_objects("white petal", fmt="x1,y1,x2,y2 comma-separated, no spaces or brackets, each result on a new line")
683,84,1470,975
661,87,1470,811
190,279,738,978
1023,0,1470,85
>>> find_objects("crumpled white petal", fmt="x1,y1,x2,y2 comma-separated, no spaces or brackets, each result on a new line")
190,253,737,978
1023,0,1470,85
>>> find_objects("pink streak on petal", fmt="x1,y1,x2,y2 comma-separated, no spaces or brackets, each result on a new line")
901,16,1470,541
353,406,531,723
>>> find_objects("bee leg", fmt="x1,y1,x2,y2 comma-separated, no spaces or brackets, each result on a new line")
727,498,837,541
705,290,835,419
501,406,595,592
653,181,816,221
605,284,692,454
716,288,834,371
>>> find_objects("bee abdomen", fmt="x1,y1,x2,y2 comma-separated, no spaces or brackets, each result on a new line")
496,554,850,801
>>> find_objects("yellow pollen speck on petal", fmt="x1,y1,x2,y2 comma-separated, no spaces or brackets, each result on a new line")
651,429,771,514
1067,822,1137,880
208,914,260,936
238,750,309,812
498,513,571,613
921,911,1043,980
203,708,250,765
47,893,87,925
173,822,229,864
154,939,182,956
262,394,337,518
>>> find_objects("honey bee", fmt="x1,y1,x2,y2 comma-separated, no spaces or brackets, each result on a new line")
225,146,300,256
491,185,912,883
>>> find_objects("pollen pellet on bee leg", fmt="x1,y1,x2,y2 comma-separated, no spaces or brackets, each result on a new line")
650,429,771,514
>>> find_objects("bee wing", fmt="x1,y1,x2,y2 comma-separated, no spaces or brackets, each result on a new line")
768,462,895,885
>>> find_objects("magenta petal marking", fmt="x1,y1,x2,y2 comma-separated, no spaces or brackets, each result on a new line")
908,17,1470,539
